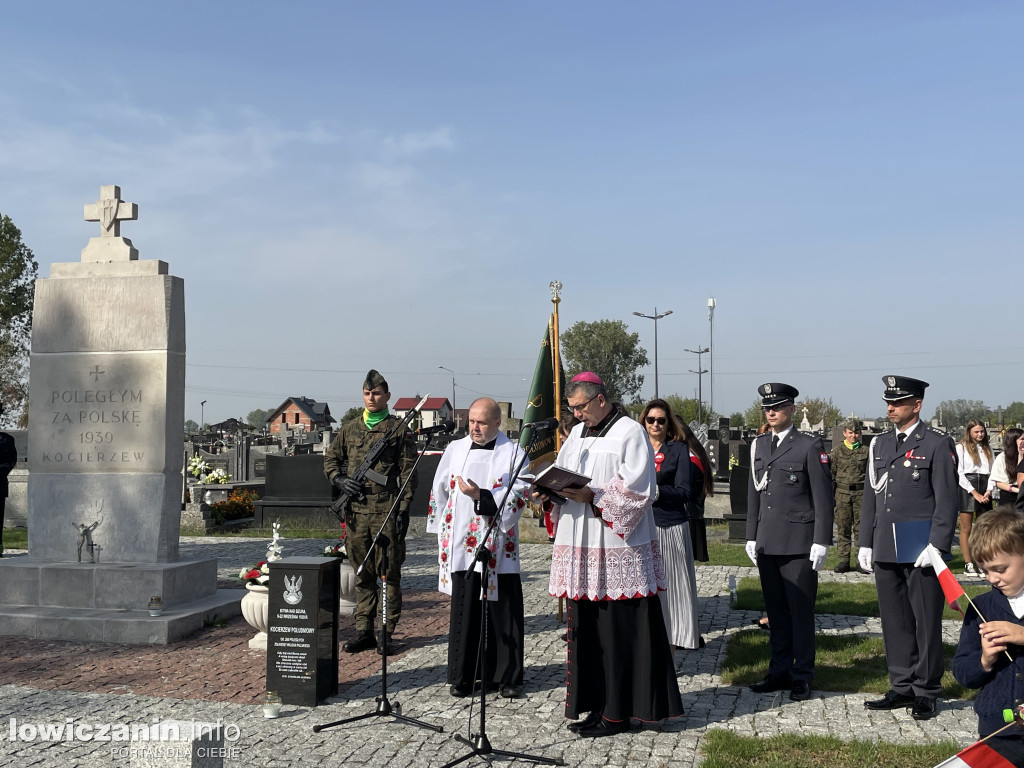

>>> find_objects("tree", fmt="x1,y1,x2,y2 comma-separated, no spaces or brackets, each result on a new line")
184,419,199,434
932,399,991,431
247,408,272,428
1000,402,1024,428
744,399,766,431
662,394,717,427
0,213,39,427
560,319,649,404
796,396,842,430
729,411,746,429
341,406,362,424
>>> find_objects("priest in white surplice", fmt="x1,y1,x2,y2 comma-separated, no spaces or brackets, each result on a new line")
536,372,683,738
427,398,529,699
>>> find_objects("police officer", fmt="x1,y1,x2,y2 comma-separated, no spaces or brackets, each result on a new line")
859,376,957,720
830,418,869,573
745,383,834,701
323,370,417,654
0,403,16,558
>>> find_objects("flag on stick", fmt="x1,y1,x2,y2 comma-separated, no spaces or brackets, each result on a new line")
933,732,1024,767
928,545,966,613
520,318,564,470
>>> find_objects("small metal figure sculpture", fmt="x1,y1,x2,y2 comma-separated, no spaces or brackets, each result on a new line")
73,517,102,563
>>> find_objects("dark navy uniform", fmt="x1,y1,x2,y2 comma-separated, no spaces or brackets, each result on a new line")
746,384,834,689
860,378,957,704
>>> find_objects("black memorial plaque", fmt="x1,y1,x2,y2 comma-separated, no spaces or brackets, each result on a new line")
267,557,340,706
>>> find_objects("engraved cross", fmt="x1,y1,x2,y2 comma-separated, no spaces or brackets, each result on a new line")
89,365,105,382
84,185,138,238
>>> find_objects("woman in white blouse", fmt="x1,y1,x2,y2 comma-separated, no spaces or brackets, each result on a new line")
988,428,1023,511
957,419,994,574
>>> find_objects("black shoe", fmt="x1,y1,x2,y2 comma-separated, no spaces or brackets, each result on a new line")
834,562,851,573
567,711,603,733
577,717,630,738
789,681,811,701
342,631,376,654
376,639,398,655
856,565,871,575
749,674,791,693
450,683,472,698
500,685,523,699
864,690,915,710
911,697,938,720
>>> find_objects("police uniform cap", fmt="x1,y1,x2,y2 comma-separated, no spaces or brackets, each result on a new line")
842,418,863,432
881,375,928,402
757,382,798,407
363,369,389,392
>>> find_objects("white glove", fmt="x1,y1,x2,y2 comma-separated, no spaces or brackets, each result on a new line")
809,544,828,571
745,540,758,566
857,547,873,573
914,543,940,569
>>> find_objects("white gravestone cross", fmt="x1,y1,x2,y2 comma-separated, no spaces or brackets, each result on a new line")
81,185,139,262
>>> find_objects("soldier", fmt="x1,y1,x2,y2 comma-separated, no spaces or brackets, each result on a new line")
830,418,870,573
745,383,834,702
0,403,16,558
860,376,958,721
323,370,417,654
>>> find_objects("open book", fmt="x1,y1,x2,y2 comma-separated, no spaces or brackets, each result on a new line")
532,464,591,506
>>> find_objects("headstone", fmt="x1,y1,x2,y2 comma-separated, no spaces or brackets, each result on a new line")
0,186,241,643
266,557,340,706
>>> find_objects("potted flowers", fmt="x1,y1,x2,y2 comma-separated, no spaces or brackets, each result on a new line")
239,521,284,650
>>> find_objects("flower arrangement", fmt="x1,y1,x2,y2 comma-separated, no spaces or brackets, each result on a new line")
187,454,232,484
238,520,284,586
209,488,258,526
322,522,348,560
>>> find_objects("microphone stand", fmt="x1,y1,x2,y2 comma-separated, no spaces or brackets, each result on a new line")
441,428,565,768
313,431,445,735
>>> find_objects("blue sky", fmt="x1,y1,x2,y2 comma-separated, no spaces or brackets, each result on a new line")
1,2,1020,426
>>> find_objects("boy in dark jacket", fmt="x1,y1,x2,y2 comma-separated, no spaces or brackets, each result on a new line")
952,508,1024,745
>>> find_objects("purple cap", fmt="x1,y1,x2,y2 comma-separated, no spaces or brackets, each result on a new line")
571,371,604,385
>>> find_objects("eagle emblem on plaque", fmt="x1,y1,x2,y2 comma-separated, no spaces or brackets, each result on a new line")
283,575,302,605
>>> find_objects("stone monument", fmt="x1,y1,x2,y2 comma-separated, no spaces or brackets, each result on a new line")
0,186,241,643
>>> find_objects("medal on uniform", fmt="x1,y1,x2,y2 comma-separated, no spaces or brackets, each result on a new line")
912,470,920,480
789,473,797,482
904,460,911,467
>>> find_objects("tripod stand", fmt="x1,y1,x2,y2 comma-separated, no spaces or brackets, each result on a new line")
441,429,564,768
313,435,443,735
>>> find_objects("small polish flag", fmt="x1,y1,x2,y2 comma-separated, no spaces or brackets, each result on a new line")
933,737,1024,767
928,545,965,613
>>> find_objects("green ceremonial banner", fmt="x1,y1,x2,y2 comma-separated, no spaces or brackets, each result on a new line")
520,320,563,469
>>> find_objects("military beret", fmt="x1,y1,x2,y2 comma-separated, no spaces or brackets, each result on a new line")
881,375,928,402
363,369,389,392
757,382,798,408
842,418,863,432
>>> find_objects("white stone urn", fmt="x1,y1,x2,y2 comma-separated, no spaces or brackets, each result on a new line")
241,583,269,650
338,563,357,617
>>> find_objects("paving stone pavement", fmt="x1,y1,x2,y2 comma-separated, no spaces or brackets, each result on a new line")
0,521,979,766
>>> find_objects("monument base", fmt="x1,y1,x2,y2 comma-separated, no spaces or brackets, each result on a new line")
0,589,242,644
0,558,242,644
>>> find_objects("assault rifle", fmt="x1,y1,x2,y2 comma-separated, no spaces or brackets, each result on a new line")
329,393,429,523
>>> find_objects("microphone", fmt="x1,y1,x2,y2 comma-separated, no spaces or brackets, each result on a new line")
416,420,455,436
522,417,559,431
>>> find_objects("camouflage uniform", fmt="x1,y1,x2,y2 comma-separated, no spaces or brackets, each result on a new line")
324,413,417,634
830,422,869,566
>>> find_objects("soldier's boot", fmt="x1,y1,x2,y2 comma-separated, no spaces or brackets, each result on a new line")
343,629,376,654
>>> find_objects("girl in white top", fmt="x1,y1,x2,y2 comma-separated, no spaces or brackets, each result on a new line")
957,419,994,573
988,428,1023,509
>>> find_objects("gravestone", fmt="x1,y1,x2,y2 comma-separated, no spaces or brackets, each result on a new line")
0,186,241,643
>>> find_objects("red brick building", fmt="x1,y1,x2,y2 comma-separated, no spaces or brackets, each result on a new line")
266,396,336,435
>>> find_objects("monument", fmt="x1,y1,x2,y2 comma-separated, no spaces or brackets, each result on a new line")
0,186,241,643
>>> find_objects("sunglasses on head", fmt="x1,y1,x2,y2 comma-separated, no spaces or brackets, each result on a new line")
645,416,667,425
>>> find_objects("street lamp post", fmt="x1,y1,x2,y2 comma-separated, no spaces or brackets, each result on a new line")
632,307,673,399
684,347,709,424
707,297,716,417
200,400,207,431
438,366,456,428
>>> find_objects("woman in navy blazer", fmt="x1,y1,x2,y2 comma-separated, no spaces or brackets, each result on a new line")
641,398,711,650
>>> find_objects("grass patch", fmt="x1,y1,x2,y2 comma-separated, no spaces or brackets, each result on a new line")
733,576,990,621
2,528,27,550
700,729,964,768
721,629,971,698
704,539,968,573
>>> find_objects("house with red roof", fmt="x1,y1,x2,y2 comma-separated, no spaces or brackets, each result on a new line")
392,396,452,429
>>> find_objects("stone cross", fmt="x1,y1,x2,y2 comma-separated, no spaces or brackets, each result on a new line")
84,185,137,238
81,185,140,262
